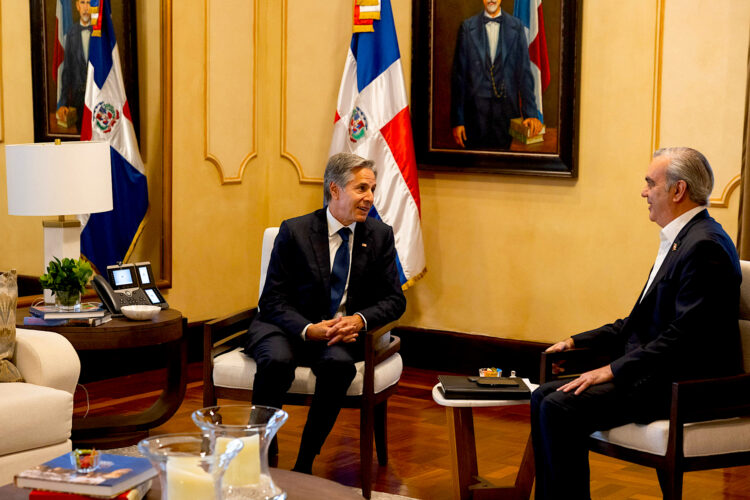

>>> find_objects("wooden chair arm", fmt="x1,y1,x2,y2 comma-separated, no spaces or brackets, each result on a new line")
540,348,611,383
672,372,750,423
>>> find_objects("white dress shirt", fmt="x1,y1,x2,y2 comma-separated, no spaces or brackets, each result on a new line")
484,11,502,61
640,206,706,301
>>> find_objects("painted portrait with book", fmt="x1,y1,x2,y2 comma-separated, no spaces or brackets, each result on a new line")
29,0,140,142
411,0,580,177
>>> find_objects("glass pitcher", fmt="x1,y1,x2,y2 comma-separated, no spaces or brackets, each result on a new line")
192,405,289,500
137,432,243,500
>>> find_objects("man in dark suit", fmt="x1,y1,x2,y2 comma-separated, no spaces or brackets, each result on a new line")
244,152,406,474
531,147,743,499
451,0,543,149
57,0,92,132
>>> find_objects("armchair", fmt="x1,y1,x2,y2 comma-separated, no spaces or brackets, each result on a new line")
0,329,80,485
202,228,403,499
539,260,750,499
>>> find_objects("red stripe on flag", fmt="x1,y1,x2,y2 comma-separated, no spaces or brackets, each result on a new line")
334,110,341,124
53,20,64,82
81,106,93,140
123,100,132,121
529,4,550,90
380,107,421,215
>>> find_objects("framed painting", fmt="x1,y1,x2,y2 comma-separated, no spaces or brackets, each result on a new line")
411,0,580,177
29,0,140,142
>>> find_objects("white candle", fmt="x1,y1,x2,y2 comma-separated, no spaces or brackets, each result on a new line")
166,456,215,500
217,435,260,486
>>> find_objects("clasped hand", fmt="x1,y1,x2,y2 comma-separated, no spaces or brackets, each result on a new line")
545,337,613,395
306,315,364,346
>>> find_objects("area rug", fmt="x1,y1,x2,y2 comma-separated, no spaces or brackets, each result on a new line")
104,446,416,500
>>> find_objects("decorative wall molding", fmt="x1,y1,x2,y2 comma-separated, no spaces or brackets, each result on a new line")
204,0,258,184
710,174,740,208
280,0,323,184
649,0,665,155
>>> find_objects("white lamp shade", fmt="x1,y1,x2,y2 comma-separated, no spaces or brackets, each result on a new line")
6,141,113,216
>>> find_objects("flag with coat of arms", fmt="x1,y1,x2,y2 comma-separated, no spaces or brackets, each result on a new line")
78,0,148,273
513,0,550,121
329,0,426,289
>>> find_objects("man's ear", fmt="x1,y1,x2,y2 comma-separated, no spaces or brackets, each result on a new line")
329,181,339,200
672,179,688,202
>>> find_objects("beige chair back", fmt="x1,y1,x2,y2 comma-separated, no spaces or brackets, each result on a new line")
258,227,280,299
738,261,750,372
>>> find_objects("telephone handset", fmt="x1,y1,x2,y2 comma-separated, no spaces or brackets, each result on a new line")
92,262,169,314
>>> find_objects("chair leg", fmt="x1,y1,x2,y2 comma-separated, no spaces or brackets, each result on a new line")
360,405,374,499
656,467,683,500
374,400,388,466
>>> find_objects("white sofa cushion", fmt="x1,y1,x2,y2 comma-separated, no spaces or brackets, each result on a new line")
213,347,402,396
591,416,750,457
0,382,73,456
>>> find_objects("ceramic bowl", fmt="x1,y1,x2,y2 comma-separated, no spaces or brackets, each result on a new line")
121,305,161,320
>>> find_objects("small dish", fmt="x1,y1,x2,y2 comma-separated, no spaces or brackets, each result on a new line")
70,448,100,473
121,305,160,320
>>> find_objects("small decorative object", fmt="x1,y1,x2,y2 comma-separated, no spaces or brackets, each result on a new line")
192,405,289,500
137,433,244,500
121,305,161,321
0,270,23,383
70,448,101,473
479,367,502,377
39,257,93,312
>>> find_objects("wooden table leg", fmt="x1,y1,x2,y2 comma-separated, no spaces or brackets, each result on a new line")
446,406,478,500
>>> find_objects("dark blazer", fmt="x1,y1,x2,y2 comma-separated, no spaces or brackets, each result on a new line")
573,210,742,391
245,208,406,351
451,10,540,147
59,23,90,130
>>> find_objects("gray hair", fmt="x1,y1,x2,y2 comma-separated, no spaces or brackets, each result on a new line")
323,153,377,205
653,147,714,206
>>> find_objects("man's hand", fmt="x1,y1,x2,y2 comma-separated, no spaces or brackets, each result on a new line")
305,318,342,343
545,337,574,375
325,315,364,346
452,126,467,148
557,365,614,395
523,117,544,137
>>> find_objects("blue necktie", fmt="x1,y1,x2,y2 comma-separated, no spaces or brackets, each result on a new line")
329,228,351,319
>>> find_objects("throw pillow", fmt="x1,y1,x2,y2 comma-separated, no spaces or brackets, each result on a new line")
0,270,23,383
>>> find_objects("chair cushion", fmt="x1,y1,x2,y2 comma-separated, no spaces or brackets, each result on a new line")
0,382,73,456
590,416,750,457
213,347,402,396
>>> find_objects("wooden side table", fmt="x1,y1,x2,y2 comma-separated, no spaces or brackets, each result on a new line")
17,308,187,448
432,381,538,500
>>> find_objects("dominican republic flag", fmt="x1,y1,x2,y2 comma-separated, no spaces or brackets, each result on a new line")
514,0,550,121
78,0,148,273
329,0,426,289
53,0,73,106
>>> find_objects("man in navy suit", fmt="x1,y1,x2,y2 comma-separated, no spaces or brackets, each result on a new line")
530,147,743,499
244,152,406,474
451,0,543,149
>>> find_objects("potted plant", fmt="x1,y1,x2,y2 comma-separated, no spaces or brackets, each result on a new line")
39,257,93,311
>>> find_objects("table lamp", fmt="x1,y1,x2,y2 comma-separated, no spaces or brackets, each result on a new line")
5,140,113,303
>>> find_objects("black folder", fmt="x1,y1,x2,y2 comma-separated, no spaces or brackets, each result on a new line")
437,375,532,400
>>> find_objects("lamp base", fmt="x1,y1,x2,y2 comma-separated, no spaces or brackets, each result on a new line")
42,221,82,304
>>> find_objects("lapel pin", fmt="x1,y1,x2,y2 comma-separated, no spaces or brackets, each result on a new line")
672,243,678,251
361,243,367,247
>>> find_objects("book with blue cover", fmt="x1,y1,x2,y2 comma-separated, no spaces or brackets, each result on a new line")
14,453,156,497
29,303,106,320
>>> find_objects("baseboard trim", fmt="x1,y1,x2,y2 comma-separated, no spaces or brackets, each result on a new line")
393,326,547,383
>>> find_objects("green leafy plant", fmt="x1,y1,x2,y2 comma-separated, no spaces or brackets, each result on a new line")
39,257,93,296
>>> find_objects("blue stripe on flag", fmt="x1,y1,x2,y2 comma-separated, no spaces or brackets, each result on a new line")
60,0,73,34
88,0,116,88
513,0,532,28
350,0,400,93
367,206,407,285
81,147,148,272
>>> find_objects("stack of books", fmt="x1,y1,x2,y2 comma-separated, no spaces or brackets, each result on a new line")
15,452,155,499
25,303,112,327
508,117,546,145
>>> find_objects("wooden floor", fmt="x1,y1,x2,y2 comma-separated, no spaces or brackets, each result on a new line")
73,365,750,499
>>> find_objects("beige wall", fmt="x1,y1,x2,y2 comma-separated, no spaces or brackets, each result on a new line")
1,1,746,344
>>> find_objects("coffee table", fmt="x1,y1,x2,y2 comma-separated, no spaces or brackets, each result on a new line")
0,469,364,499
432,380,538,500
17,307,186,448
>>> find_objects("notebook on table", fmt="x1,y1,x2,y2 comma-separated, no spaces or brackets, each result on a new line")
437,375,532,400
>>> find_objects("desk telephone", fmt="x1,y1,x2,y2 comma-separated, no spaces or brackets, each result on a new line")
92,262,169,314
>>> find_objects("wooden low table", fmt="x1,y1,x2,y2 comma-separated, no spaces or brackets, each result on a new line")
0,468,364,499
432,380,538,500
17,307,187,448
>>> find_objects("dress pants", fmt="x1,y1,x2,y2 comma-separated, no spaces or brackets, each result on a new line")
250,332,359,462
531,379,668,500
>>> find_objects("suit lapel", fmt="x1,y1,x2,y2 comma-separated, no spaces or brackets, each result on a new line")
310,210,331,294
469,14,490,66
350,222,370,289
500,15,514,67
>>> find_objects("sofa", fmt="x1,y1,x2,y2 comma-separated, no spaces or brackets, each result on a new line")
0,328,80,485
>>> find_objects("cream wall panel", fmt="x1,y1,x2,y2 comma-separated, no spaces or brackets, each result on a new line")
659,0,750,208
0,4,4,144
205,0,257,184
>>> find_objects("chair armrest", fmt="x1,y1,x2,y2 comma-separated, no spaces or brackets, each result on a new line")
672,372,750,423
365,322,400,365
540,348,611,383
204,307,258,356
13,328,80,394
